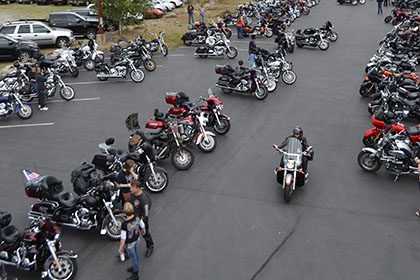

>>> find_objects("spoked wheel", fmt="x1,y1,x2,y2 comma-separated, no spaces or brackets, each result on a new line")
357,151,381,172
284,185,292,203
226,47,238,59
281,70,297,85
351,0,358,5
359,85,372,97
17,104,33,120
145,167,169,193
264,28,273,38
362,135,378,148
254,86,268,100
318,40,329,50
59,86,75,100
130,68,145,83
144,59,156,72
84,59,95,71
384,16,392,23
359,0,365,4
97,71,108,81
171,147,194,170
20,94,34,102
328,31,338,42
161,45,169,56
225,29,232,38
46,256,78,280
69,67,79,77
104,213,125,240
214,116,231,135
264,77,278,92
198,134,217,153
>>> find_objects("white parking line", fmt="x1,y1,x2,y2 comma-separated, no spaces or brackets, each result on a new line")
167,54,186,57
47,97,101,103
231,40,273,45
66,80,133,85
0,122,54,129
238,49,248,51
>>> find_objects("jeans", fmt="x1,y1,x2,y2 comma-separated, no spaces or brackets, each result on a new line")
125,239,139,273
200,14,204,23
188,12,194,24
377,2,383,14
30,81,45,107
142,217,154,249
248,53,256,67
237,26,243,39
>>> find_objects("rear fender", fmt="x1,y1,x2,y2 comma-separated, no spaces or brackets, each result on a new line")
364,128,380,137
195,131,216,145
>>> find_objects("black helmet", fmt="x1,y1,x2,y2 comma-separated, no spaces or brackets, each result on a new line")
293,126,303,136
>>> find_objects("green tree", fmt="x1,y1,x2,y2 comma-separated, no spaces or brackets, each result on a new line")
97,0,151,35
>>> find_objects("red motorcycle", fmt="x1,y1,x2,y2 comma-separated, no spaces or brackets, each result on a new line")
0,211,78,280
197,88,231,135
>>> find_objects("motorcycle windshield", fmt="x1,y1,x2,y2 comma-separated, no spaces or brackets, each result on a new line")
284,138,302,162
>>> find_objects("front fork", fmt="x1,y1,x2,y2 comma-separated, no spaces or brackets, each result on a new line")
47,240,61,272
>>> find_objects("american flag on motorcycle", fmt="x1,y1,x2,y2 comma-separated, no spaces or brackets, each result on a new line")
23,169,40,181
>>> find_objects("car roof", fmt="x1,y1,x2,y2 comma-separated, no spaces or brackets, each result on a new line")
50,11,84,17
2,20,48,26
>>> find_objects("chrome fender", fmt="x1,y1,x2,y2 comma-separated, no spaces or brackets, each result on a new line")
195,131,216,145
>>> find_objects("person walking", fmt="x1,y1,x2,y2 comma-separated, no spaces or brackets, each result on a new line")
199,4,205,24
236,14,245,39
248,34,257,67
377,0,383,14
187,3,194,25
384,0,389,7
130,180,154,257
119,202,146,280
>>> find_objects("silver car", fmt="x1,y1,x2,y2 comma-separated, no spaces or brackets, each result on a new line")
0,21,75,48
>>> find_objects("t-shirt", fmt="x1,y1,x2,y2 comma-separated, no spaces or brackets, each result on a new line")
121,216,145,244
115,170,133,193
130,192,151,219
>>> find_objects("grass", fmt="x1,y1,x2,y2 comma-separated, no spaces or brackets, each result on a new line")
0,2,71,19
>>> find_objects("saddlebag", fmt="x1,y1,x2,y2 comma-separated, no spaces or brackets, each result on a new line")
91,154,114,172
216,76,231,87
71,163,102,195
0,210,12,229
195,47,206,53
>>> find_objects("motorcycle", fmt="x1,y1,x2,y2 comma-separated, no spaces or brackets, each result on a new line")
0,211,78,280
243,19,274,38
147,32,169,57
24,172,125,240
337,0,365,5
94,137,169,193
319,21,338,42
79,39,105,71
215,61,269,100
53,49,79,78
110,38,156,72
273,140,313,203
0,91,32,120
95,53,145,83
275,29,296,53
194,33,238,59
255,52,278,92
295,28,329,50
262,48,297,85
126,113,195,170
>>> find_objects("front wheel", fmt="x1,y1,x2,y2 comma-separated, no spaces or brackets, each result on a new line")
225,29,232,38
254,86,268,100
284,185,292,203
357,151,381,173
351,0,358,5
303,8,310,15
17,104,32,120
359,85,372,97
214,116,231,135
60,86,75,100
20,94,34,102
46,256,78,280
161,45,168,56
130,68,145,83
84,59,95,71
198,134,217,153
264,28,273,38
171,147,194,170
97,71,108,81
281,70,297,85
103,213,125,240
362,135,378,148
183,39,192,46
144,59,156,72
318,40,329,50
359,0,365,4
384,16,392,23
144,167,169,193
265,77,278,92
328,31,338,42
226,47,238,59
286,44,295,53
70,67,79,78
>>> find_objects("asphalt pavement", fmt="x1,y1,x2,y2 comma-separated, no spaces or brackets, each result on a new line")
2,1,420,280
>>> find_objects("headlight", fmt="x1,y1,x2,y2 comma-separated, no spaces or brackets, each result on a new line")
216,104,223,111
286,160,294,169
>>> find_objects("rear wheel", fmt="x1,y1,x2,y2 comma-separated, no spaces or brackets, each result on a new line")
357,151,381,172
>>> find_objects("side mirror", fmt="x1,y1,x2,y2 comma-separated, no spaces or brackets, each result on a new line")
105,137,115,145
8,41,13,45
46,30,51,33
76,19,81,23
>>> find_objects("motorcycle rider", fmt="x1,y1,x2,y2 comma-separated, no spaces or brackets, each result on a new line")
398,21,412,42
279,126,311,176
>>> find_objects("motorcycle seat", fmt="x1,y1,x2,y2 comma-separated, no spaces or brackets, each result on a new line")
403,98,417,106
407,92,419,99
403,85,419,92
0,225,20,244
400,79,415,86
137,130,159,141
303,28,316,35
57,191,77,208
407,125,420,135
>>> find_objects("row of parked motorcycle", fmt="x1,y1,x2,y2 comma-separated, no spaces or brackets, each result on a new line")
357,15,420,179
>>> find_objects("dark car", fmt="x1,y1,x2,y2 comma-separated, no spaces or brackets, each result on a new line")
0,33,39,61
52,0,68,4
70,0,89,5
49,11,98,39
1,0,17,4
37,0,52,4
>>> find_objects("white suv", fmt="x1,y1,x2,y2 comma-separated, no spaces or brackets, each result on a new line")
0,21,75,48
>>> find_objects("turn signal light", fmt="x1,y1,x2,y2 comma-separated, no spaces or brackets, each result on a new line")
364,77,369,81
298,169,302,173
278,167,282,171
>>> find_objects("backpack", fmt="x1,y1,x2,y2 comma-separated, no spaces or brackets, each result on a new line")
71,163,102,195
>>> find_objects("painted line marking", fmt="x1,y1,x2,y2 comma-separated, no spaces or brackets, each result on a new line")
238,49,248,51
0,122,54,129
167,54,186,57
66,80,133,85
43,97,101,104
231,40,273,45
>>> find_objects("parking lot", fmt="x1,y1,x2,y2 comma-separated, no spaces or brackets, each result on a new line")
2,1,420,279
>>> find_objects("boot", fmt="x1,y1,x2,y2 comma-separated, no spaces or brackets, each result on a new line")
126,272,139,280
127,267,133,273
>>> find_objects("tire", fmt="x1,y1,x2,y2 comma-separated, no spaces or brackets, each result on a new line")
144,59,156,72
70,67,79,77
264,28,273,38
391,18,398,26
144,167,169,193
161,45,168,56
225,29,232,38
303,9,310,15
284,185,292,203
362,135,378,148
183,39,192,46
351,0,358,5
359,85,371,97
198,134,217,153
18,50,32,62
359,0,365,4
56,37,69,48
130,68,145,83
296,41,303,48
86,29,96,40
97,71,108,81
328,31,338,42
384,16,392,23
226,47,238,59
20,94,34,102
287,44,295,53
221,88,232,94
265,77,277,92
199,55,208,58
357,151,381,173
103,213,125,240
318,40,329,50
171,147,194,170
281,70,297,85
17,104,32,120
46,256,77,280
254,86,268,100
214,116,231,135
84,59,95,71
274,70,281,79
59,86,75,100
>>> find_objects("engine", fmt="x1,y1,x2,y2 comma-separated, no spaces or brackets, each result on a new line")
73,208,94,229
0,102,9,116
178,124,193,141
115,66,127,76
214,46,224,55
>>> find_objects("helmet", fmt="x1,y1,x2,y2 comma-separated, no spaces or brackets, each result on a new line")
293,126,303,136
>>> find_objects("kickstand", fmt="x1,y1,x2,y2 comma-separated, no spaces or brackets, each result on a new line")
394,174,400,182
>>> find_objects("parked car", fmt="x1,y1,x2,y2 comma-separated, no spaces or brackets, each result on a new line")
37,0,52,4
70,0,89,5
0,33,39,61
18,0,35,4
144,9,164,19
0,21,75,48
1,0,17,3
49,12,98,39
170,0,182,7
67,7,97,18
52,0,68,5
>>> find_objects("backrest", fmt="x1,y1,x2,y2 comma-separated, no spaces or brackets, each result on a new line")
0,210,12,229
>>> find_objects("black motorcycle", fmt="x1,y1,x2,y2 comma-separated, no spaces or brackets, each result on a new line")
24,173,124,240
0,211,78,280
337,0,365,5
319,21,338,42
295,28,329,50
215,60,269,100
275,29,296,53
110,39,156,72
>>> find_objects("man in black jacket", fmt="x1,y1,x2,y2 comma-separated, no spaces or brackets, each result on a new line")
248,34,257,67
279,126,311,175
29,65,48,111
